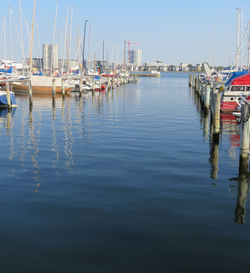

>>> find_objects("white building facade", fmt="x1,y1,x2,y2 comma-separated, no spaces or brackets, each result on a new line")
128,49,142,66
42,44,58,71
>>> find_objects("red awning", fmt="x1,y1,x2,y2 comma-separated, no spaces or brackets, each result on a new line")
230,72,250,85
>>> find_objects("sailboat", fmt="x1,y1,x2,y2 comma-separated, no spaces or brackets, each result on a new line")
0,83,17,107
12,75,73,94
12,0,73,95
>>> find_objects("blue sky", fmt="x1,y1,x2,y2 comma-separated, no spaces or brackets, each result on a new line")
0,0,250,66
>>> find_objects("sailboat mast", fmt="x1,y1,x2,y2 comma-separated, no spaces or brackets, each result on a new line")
236,8,242,71
82,19,88,74
51,3,58,75
77,25,79,66
248,21,250,69
29,0,37,74
87,24,91,68
61,9,69,75
19,0,25,72
3,17,6,60
68,6,73,73
240,9,243,71
8,5,13,64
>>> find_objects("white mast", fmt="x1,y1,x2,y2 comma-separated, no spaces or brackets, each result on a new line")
29,0,37,74
240,9,243,71
87,23,91,68
51,2,58,75
77,25,79,66
236,8,240,71
19,0,25,72
116,45,119,69
248,21,250,69
8,5,13,64
3,17,6,60
61,9,69,75
68,5,73,73
111,44,114,69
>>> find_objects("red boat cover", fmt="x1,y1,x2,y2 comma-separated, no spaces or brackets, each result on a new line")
230,72,250,85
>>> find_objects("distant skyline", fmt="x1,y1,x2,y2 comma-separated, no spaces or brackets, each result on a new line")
0,0,250,66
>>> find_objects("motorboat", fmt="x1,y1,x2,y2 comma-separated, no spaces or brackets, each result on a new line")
220,72,250,112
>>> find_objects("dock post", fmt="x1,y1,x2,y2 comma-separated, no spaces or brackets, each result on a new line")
235,147,249,224
198,79,201,96
192,75,195,89
198,79,202,96
194,75,198,91
79,78,83,92
93,77,96,92
209,134,219,179
28,80,33,108
214,92,221,135
240,104,250,151
235,152,249,224
79,78,82,97
202,83,206,102
61,78,65,98
52,78,56,107
204,84,211,111
5,80,11,107
107,77,110,90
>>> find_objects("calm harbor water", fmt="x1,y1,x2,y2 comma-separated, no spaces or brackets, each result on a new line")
0,73,249,272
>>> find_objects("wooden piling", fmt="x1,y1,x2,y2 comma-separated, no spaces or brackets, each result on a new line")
194,75,198,91
214,92,221,135
93,77,96,92
52,78,56,96
107,77,110,90
28,80,33,107
204,84,211,111
235,151,249,224
79,78,83,92
61,78,65,97
240,104,250,151
192,75,195,89
5,80,11,107
52,78,56,107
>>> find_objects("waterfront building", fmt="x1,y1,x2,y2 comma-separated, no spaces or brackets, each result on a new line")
142,61,169,72
25,58,43,71
42,44,58,71
128,49,142,66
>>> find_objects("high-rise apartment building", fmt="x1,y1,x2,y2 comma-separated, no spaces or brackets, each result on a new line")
128,49,142,66
42,44,58,71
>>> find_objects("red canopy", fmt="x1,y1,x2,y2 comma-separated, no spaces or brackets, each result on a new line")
231,72,250,85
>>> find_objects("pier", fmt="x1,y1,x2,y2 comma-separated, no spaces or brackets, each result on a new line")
189,74,249,191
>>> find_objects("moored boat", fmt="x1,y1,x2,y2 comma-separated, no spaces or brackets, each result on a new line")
12,76,73,94
0,90,17,107
220,72,250,112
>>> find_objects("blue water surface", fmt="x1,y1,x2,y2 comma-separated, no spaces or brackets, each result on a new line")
0,73,249,273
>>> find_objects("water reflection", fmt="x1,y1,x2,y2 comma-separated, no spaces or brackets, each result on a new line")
1,88,133,183
235,153,249,224
190,85,250,224
0,107,16,134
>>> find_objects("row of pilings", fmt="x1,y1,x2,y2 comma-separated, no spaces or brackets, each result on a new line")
189,73,250,224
